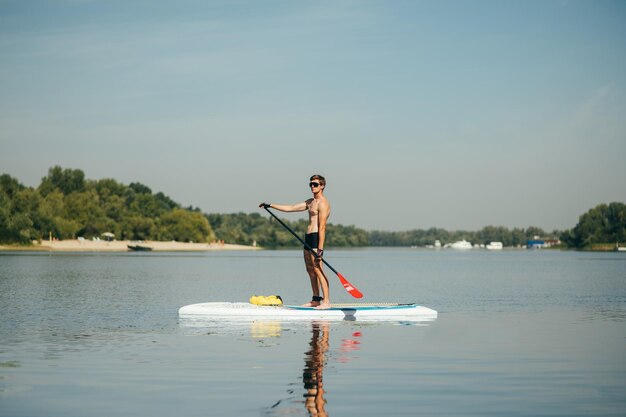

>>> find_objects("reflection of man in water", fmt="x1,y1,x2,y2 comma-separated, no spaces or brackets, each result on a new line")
267,322,363,416
303,321,329,416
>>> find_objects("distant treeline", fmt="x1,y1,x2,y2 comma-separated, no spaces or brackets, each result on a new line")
1,167,624,249
369,226,556,248
207,212,370,248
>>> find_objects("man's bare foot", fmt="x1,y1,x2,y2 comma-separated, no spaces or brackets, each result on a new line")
302,296,323,307
315,302,331,310
301,300,320,307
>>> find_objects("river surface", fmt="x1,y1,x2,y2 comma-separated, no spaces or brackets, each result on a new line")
0,249,625,416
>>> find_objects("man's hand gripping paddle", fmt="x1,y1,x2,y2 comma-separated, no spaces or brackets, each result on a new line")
262,205,364,299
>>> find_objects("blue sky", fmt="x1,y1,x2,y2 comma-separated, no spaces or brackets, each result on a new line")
1,0,625,231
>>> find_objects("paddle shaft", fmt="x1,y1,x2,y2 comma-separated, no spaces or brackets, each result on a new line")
263,206,333,269
263,206,363,298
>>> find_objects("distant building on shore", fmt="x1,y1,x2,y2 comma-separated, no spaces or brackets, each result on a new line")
527,237,560,249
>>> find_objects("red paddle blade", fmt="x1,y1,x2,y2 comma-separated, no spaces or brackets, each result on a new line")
337,273,363,298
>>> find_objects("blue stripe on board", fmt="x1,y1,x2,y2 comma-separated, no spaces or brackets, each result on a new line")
284,304,417,311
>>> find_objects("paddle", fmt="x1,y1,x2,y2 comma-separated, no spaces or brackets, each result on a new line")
262,205,364,299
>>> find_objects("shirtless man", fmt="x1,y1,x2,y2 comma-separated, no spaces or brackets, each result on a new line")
260,175,331,308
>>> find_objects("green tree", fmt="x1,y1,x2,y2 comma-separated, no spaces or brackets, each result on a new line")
39,166,86,196
0,174,25,198
64,190,112,237
129,182,152,195
5,213,35,243
12,189,42,241
155,192,180,211
129,193,167,218
565,202,626,248
102,194,126,223
37,190,66,239
94,178,127,201
161,209,214,242
0,192,14,242
120,216,156,240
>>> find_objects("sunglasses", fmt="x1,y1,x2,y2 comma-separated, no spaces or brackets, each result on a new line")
309,182,321,188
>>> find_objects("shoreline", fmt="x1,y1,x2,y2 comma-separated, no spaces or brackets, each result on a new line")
1,242,622,253
0,240,261,252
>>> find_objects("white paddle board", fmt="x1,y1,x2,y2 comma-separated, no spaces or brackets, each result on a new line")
178,302,437,321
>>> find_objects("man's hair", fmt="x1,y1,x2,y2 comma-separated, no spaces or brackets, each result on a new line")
310,174,326,187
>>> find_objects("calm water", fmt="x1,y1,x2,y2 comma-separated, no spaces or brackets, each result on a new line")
0,249,625,416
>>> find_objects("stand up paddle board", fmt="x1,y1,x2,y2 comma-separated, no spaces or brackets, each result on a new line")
178,302,437,321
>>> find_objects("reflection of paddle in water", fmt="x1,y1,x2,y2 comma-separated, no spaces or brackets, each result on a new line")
338,331,362,363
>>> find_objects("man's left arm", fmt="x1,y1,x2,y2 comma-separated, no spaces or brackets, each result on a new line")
317,202,330,258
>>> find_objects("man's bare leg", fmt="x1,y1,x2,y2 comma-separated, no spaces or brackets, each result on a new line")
314,261,331,309
302,250,322,307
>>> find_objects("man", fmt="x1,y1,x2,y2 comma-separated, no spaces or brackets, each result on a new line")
260,174,331,308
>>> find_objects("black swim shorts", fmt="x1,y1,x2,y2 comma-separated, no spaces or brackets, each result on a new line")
304,232,319,250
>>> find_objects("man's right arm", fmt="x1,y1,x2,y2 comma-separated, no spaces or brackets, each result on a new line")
260,201,308,212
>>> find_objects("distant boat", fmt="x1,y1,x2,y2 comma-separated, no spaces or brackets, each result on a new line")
450,240,472,250
128,243,152,251
434,240,442,248
486,242,503,250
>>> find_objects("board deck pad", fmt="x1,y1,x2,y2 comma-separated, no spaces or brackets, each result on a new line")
285,303,417,310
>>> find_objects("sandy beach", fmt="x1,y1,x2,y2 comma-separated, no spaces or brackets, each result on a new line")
1,240,260,252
